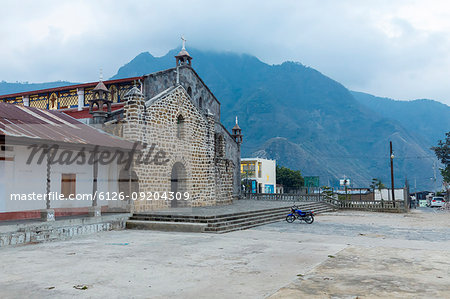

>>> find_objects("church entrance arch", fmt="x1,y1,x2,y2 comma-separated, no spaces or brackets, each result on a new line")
170,162,187,207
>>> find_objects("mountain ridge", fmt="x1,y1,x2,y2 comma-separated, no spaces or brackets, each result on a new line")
1,48,445,189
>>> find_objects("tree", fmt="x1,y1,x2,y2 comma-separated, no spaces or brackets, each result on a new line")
432,132,450,182
276,165,304,189
321,185,333,197
370,178,386,203
432,132,450,200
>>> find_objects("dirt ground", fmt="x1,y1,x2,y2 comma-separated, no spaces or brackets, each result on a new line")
0,208,449,298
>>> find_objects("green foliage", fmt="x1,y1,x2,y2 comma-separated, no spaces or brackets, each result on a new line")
370,178,386,200
370,178,386,191
432,132,450,183
276,165,304,188
440,167,450,184
321,185,333,197
432,132,450,166
338,194,348,201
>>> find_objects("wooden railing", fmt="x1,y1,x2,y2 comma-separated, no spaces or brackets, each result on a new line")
243,193,407,212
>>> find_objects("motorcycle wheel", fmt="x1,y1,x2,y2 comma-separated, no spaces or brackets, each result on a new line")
304,215,314,224
286,215,295,223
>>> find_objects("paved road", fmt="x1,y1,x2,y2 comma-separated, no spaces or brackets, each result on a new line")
1,209,449,298
256,211,450,242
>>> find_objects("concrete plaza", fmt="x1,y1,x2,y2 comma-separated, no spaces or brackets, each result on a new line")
1,208,449,298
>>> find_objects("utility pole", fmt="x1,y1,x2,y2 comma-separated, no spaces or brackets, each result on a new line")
414,178,417,208
433,160,437,195
390,141,396,208
343,175,348,201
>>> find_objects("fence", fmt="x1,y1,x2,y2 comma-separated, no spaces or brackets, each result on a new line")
243,193,408,212
337,199,407,212
244,193,324,202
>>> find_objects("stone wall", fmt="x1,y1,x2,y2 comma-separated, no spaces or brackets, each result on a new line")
0,213,129,248
102,64,242,212
143,66,221,121
215,122,241,198
121,85,236,211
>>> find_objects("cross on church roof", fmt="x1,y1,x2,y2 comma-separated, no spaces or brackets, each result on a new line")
181,36,186,50
232,116,241,131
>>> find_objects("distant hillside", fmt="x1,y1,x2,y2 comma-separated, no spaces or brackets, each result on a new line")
113,49,440,189
1,49,444,189
0,81,76,95
352,91,450,146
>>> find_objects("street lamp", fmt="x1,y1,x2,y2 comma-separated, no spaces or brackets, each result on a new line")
390,141,395,208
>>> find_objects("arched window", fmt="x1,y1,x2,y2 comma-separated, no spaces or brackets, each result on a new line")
187,86,192,98
198,97,203,110
49,93,58,110
177,115,185,139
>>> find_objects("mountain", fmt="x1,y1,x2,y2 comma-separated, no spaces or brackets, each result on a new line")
2,49,445,189
352,91,450,147
113,49,441,189
0,81,76,95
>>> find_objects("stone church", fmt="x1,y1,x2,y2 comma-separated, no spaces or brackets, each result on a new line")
88,45,243,211
0,43,243,213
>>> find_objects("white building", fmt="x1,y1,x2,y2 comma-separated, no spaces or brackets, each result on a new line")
374,188,408,201
241,158,276,193
0,102,135,221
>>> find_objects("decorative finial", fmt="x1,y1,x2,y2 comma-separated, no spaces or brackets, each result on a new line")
236,116,238,125
181,35,186,50
99,68,103,81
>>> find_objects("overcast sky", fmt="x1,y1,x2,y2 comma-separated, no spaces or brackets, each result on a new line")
1,0,450,105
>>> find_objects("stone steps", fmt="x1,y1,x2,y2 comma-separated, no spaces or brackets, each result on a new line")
131,205,290,222
126,201,335,233
206,203,335,234
126,220,207,233
204,212,287,233
130,206,290,223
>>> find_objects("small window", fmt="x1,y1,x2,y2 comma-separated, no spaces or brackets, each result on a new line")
199,97,203,109
61,173,76,198
187,86,192,97
177,115,185,139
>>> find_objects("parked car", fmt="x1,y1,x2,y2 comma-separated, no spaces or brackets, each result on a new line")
430,197,445,207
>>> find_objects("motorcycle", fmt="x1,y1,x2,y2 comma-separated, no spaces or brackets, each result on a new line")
286,205,314,224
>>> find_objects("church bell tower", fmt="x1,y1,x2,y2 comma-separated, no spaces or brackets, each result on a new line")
175,36,192,67
232,116,243,144
88,75,112,124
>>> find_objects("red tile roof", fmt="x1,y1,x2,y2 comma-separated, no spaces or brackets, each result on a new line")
62,103,125,119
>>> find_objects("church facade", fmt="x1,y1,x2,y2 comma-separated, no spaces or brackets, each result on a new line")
0,45,243,213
